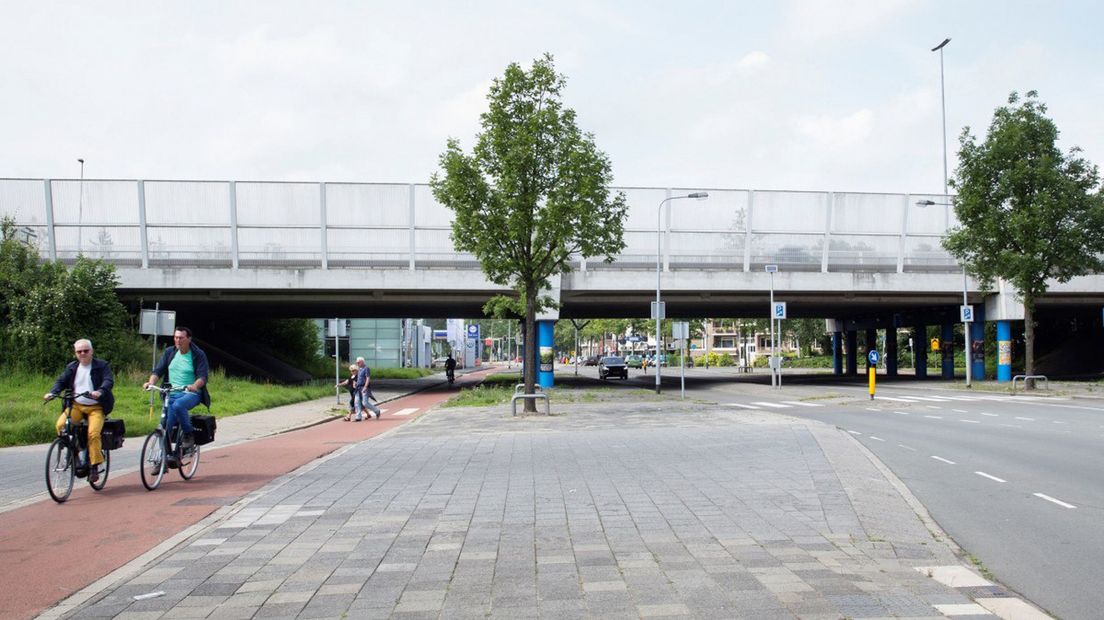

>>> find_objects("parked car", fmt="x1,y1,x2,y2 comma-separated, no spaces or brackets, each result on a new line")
645,354,668,367
625,354,644,369
598,356,629,380
583,355,601,366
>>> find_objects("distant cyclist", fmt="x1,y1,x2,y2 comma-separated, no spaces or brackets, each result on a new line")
44,339,115,483
445,353,457,385
143,327,210,450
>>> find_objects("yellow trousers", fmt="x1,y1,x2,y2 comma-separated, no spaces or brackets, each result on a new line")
56,403,104,465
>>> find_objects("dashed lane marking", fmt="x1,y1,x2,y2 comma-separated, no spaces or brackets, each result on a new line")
931,456,956,465
952,409,969,413
847,430,862,435
1014,417,1035,421
898,444,916,451
391,408,419,416
975,471,1006,483
868,436,886,442
924,415,943,419
926,405,942,410
724,403,761,409
1034,493,1076,509
780,401,823,407
959,420,981,424
875,396,920,402
750,402,791,409
981,412,999,417
894,411,910,415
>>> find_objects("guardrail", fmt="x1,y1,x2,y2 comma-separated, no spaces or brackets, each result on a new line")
1012,374,1049,392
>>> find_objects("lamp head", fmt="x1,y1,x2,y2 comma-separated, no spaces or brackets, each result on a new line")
688,192,708,199
931,38,951,52
916,200,935,207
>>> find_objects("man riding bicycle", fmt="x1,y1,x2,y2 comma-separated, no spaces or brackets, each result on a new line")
143,326,210,451
445,353,457,383
44,339,115,483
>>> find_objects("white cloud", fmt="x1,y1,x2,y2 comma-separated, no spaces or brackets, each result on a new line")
791,109,875,148
738,51,771,71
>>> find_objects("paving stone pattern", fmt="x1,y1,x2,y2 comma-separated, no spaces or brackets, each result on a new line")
70,401,982,619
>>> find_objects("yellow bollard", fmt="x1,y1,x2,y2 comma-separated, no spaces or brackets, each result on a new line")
869,367,876,400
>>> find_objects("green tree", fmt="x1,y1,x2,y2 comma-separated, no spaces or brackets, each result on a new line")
944,91,1104,384
431,55,627,407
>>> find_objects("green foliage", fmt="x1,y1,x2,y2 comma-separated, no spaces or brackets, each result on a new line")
373,367,435,379
218,317,331,377
698,352,735,367
945,91,1104,375
0,219,145,372
0,367,334,447
431,54,628,401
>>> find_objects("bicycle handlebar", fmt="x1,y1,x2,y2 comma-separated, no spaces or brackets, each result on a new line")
144,385,189,395
43,389,93,405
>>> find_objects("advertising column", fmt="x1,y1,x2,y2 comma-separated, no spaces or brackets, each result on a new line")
537,320,554,389
997,320,1012,382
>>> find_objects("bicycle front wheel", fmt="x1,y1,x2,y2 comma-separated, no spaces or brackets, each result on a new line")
45,438,75,503
179,443,200,480
140,430,166,491
89,448,110,491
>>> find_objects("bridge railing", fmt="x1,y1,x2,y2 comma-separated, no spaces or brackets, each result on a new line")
1,178,961,273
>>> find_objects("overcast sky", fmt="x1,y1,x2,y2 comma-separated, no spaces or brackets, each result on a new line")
3,1,1101,195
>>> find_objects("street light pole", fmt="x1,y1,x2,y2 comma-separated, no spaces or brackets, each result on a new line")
655,192,709,394
930,37,971,388
77,158,85,255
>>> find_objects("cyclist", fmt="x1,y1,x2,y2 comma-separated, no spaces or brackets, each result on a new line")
143,326,210,451
444,353,457,384
44,339,115,483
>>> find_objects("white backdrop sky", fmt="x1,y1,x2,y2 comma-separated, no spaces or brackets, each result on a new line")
3,1,1101,194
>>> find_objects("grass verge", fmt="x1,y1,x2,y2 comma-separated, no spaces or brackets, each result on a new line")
0,368,334,448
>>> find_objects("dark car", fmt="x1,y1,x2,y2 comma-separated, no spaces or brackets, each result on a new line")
583,355,601,366
599,356,628,380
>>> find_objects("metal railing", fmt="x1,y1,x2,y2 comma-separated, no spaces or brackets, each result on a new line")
1,178,962,273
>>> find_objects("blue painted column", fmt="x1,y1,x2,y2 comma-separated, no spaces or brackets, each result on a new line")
845,331,857,375
914,324,927,378
537,320,555,389
832,332,843,375
997,320,1012,382
970,305,986,380
941,323,955,379
885,328,898,376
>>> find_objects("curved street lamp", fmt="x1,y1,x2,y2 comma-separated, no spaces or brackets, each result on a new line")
655,192,708,394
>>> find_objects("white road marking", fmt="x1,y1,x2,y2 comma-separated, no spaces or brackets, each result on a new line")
959,419,981,424
725,403,761,409
926,405,942,410
924,415,943,419
952,409,969,413
847,430,862,435
865,407,879,412
1052,421,1067,425
780,401,823,407
392,408,419,416
940,396,980,401
898,444,916,451
868,436,886,441
751,402,791,409
999,424,1023,429
1034,493,1076,509
980,412,999,417
931,456,956,465
975,472,1006,483
894,411,910,415
1014,417,1035,421
908,396,953,402
876,396,919,402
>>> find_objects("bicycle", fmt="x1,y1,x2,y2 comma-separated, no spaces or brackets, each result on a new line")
43,389,111,503
140,385,200,491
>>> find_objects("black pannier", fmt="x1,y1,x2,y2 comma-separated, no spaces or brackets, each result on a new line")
101,418,126,450
190,414,217,445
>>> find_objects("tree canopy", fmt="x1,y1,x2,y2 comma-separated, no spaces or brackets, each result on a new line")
944,91,1104,378
431,54,628,404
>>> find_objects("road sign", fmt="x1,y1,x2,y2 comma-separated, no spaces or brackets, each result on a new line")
931,338,940,351
627,335,643,343
139,309,176,336
466,324,480,340
765,264,778,273
650,301,666,320
772,302,787,319
432,329,448,340
672,321,689,339
867,350,881,365
960,305,974,322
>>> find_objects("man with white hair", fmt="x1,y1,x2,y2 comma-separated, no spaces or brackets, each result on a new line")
45,338,115,483
353,356,381,421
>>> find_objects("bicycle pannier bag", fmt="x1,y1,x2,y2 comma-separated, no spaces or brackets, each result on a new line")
101,418,126,450
190,414,217,445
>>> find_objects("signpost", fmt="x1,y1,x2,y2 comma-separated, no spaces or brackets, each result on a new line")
867,349,881,400
139,304,175,411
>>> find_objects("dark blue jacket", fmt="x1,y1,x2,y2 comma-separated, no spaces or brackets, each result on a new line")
51,358,115,415
152,343,211,409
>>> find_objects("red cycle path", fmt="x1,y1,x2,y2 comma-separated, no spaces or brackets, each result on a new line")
0,370,498,619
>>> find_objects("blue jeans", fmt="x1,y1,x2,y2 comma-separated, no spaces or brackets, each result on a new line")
355,391,380,419
167,391,200,435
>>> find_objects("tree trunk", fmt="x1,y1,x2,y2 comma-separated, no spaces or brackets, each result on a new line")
524,289,538,412
1024,300,1035,390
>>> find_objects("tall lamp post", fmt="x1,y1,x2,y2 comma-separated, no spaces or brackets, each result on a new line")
77,158,85,255
655,192,709,394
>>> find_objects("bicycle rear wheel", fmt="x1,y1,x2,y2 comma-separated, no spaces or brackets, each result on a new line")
140,430,166,491
45,438,75,503
89,448,110,491
179,443,200,480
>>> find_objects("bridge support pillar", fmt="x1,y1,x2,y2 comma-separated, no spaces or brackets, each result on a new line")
997,320,1012,382
914,323,927,378
885,328,898,376
537,320,555,389
941,323,955,379
970,305,986,380
832,332,843,375
865,329,877,373
845,331,857,376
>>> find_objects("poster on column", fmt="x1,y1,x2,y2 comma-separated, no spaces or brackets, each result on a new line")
539,346,554,372
998,341,1012,366
971,340,984,364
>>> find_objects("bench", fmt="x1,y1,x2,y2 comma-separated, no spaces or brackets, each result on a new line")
511,391,550,416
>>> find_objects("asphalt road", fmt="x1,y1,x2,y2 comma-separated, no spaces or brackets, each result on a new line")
696,377,1104,620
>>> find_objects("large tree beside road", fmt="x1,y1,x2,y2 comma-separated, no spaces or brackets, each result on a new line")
944,91,1104,382
431,54,627,408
